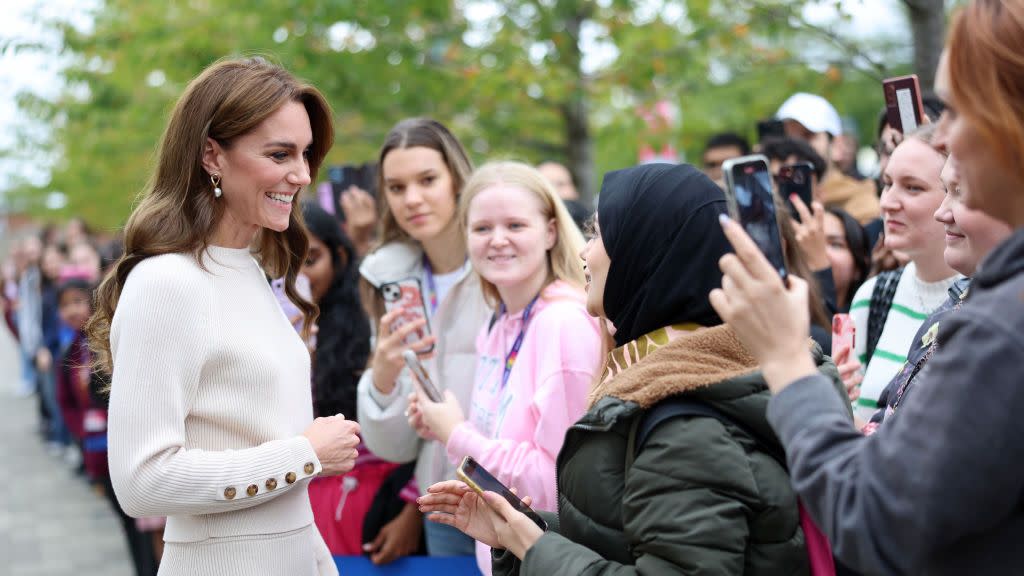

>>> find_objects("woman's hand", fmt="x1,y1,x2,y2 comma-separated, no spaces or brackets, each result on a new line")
418,481,535,550
790,197,831,271
413,389,465,445
340,186,378,258
302,414,361,476
371,306,436,396
405,392,438,441
833,345,864,402
479,491,545,560
709,215,818,393
362,501,422,565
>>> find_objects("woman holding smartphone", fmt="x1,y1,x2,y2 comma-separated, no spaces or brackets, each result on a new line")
848,126,960,422
708,1,1024,570
410,162,603,573
356,118,490,558
420,163,841,574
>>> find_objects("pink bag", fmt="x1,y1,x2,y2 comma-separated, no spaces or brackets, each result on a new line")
799,501,836,576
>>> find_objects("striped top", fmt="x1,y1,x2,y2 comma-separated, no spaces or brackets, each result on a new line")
849,261,960,421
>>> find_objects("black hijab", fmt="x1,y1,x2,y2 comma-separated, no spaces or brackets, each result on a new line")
598,163,732,347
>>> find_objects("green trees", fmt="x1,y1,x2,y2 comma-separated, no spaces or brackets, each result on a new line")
7,0,942,228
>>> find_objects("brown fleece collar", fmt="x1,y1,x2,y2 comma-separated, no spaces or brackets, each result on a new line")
588,324,758,409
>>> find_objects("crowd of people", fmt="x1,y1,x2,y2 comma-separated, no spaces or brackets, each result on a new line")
2,219,163,575
2,0,1022,574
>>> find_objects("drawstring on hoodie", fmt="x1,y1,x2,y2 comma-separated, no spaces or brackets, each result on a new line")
334,476,359,522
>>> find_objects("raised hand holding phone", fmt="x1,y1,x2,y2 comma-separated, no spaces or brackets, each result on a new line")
831,314,863,401
722,154,789,280
370,306,436,396
710,215,818,393
883,74,925,135
380,278,434,353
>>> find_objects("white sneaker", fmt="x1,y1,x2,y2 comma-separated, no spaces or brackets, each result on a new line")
46,441,64,458
64,445,82,468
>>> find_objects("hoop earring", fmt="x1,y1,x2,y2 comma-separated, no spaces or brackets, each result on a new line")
211,173,223,198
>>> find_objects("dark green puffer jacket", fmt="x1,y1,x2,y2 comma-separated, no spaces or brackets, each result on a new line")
494,325,846,575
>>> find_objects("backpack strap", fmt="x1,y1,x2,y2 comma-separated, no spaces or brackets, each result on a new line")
866,267,904,365
626,395,785,473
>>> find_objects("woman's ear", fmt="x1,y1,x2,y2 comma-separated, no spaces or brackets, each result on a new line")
201,137,226,177
546,218,558,251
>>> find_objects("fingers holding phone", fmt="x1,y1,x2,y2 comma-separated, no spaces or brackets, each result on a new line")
790,196,830,271
411,389,464,444
371,307,437,395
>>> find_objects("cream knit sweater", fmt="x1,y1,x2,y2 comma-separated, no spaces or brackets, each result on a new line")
108,246,335,575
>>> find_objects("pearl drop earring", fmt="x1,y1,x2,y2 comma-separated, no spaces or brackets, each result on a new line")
211,173,223,198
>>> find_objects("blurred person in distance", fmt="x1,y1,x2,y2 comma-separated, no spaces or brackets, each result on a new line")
776,92,880,224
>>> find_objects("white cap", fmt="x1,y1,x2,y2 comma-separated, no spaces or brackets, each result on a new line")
776,93,843,136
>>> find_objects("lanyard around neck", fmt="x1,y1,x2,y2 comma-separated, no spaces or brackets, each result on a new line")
499,294,541,391
422,256,440,316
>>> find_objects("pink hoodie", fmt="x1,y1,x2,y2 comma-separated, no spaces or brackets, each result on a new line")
446,280,603,573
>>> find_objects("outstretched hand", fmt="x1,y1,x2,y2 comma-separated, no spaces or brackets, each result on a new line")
417,481,504,548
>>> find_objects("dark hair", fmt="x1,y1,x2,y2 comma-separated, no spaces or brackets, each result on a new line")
759,136,827,181
875,93,946,139
58,278,94,303
826,207,871,308
703,132,751,156
302,202,371,420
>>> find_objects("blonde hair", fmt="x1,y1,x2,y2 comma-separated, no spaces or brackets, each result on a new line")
87,56,330,373
459,161,586,309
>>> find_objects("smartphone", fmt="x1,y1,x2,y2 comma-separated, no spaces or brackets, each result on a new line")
456,456,548,531
757,118,785,142
831,313,856,358
722,154,788,279
778,162,815,222
883,75,925,134
402,349,443,403
380,278,434,354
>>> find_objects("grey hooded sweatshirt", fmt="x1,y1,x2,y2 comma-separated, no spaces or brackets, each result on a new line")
768,226,1024,575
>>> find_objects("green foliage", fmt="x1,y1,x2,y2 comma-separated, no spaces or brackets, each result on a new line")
9,0,917,228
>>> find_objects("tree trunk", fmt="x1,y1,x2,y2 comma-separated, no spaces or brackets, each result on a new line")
562,10,597,207
563,98,596,207
904,0,946,93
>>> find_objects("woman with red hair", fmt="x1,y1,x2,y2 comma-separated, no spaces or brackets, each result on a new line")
709,1,1024,574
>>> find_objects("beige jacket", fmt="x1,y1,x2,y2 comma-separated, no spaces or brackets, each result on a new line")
820,169,881,224
356,241,490,495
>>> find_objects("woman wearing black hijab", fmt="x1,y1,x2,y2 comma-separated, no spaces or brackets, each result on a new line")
419,164,841,575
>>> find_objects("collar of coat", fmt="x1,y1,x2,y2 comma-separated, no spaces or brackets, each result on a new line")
588,323,759,410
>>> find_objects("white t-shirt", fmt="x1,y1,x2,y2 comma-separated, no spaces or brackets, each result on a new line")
422,260,470,318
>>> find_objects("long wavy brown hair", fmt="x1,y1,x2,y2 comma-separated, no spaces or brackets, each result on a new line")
87,56,333,373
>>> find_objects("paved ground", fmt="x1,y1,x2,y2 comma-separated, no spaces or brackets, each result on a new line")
1,324,134,576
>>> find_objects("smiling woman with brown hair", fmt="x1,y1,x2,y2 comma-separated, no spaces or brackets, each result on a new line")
88,57,361,576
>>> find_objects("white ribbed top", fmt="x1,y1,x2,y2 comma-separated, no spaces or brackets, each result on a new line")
107,246,325,546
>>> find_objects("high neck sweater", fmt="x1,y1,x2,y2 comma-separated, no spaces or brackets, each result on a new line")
107,246,334,574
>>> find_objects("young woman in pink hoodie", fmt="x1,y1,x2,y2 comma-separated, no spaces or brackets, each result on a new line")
412,161,603,573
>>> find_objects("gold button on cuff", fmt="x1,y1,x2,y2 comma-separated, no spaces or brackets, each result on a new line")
285,472,297,484
303,462,315,475
246,484,258,497
224,487,236,500
265,478,278,491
